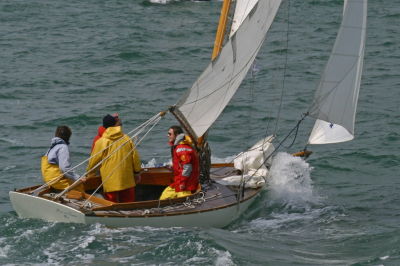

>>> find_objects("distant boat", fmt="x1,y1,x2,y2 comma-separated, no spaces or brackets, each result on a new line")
9,0,367,227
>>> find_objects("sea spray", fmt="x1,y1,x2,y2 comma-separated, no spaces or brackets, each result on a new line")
267,152,319,210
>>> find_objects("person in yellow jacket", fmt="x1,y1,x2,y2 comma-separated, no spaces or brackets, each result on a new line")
41,126,84,192
87,114,142,203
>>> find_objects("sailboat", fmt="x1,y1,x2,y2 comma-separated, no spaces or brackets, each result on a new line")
9,0,367,228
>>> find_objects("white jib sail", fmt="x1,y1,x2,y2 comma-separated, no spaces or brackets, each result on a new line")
308,0,367,145
177,0,282,138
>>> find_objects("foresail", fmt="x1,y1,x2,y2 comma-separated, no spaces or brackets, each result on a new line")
308,119,354,144
177,0,282,138
308,0,367,144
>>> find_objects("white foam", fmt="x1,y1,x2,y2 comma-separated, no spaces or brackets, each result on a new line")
1,165,16,172
19,224,53,239
0,238,10,258
149,0,172,4
78,236,96,249
75,253,95,262
211,155,236,164
143,158,170,168
267,152,319,208
0,137,22,145
42,242,61,265
214,249,234,266
248,209,323,231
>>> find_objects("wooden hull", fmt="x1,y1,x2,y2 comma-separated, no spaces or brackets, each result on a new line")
9,186,260,228
9,165,262,228
85,195,257,228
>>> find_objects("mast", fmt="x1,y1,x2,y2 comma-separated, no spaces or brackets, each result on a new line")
211,0,233,61
198,0,233,183
198,0,233,148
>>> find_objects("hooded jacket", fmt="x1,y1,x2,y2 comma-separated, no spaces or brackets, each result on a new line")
170,134,199,192
45,137,80,181
87,126,142,193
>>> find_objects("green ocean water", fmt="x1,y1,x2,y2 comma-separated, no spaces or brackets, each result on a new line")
1,0,399,264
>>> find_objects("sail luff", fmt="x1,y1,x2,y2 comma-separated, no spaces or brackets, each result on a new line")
177,0,282,138
308,0,367,145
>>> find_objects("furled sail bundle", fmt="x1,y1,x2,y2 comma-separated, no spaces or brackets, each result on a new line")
176,0,282,138
308,0,367,144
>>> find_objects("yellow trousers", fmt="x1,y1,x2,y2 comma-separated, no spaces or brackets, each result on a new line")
159,186,192,200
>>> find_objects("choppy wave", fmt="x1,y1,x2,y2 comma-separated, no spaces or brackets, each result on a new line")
1,0,400,264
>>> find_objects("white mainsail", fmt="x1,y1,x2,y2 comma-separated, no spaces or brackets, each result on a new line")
177,0,282,138
308,0,367,144
230,0,260,36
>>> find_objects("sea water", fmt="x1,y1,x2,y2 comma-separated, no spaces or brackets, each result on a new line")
1,0,399,264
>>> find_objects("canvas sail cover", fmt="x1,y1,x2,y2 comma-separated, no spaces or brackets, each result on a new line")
177,0,282,138
308,0,367,144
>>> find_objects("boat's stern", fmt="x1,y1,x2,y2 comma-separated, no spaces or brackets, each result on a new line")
9,191,86,224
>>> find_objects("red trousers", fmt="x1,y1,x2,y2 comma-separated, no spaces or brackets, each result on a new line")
104,187,135,203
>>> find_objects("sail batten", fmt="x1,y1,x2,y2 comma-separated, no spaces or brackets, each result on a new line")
308,0,367,145
177,0,282,137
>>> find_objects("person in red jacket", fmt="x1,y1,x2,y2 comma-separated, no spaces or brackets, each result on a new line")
91,126,106,151
91,113,120,151
159,125,200,200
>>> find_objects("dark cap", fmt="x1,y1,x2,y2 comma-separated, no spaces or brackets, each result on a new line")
103,114,117,128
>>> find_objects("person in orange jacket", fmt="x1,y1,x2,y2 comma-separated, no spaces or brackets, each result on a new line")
159,125,200,200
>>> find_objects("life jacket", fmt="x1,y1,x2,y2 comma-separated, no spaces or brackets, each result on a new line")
170,135,199,192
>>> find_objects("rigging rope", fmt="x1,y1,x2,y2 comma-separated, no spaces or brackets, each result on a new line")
273,0,291,136
237,60,258,204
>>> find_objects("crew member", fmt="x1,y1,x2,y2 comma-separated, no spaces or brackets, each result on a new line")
87,114,142,203
41,126,84,192
159,125,199,200
91,113,119,151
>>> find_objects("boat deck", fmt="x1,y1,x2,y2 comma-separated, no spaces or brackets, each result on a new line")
15,165,262,219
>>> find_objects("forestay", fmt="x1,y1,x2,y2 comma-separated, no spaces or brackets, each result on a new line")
177,0,282,138
308,0,367,144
